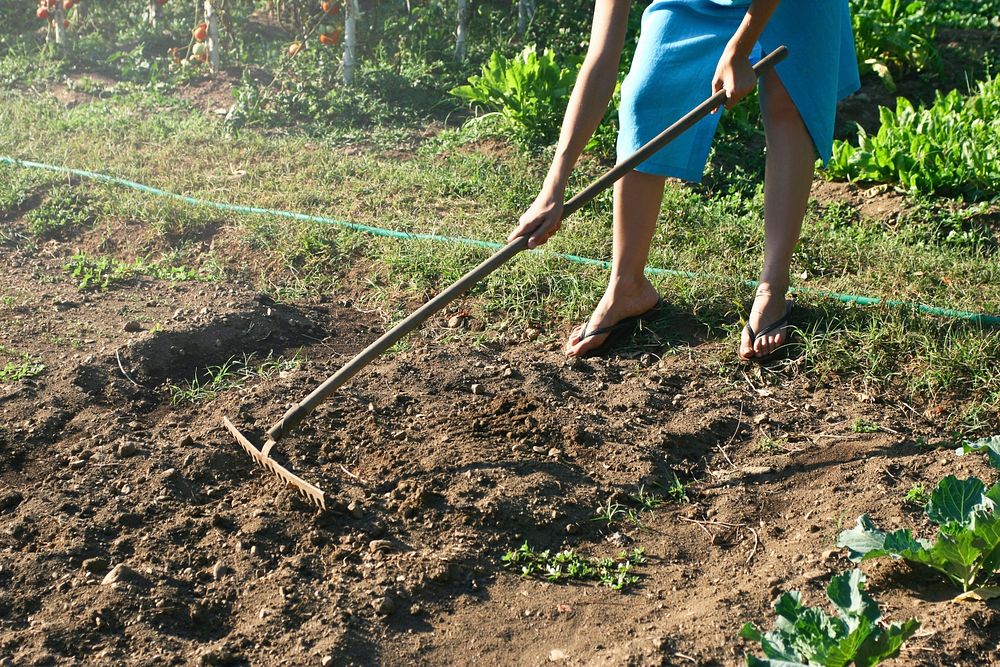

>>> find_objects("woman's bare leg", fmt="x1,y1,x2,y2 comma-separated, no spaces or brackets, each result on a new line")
566,170,665,357
739,70,814,360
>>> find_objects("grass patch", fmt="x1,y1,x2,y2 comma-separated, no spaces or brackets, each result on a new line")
168,352,302,405
1,90,999,428
501,542,646,591
25,186,98,238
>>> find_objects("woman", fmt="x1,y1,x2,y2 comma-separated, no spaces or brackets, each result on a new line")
507,0,859,360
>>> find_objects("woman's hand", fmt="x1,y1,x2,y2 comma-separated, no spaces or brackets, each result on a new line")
711,47,757,111
507,184,566,249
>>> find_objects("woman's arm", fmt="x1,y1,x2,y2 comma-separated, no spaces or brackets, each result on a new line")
508,0,632,248
712,0,781,110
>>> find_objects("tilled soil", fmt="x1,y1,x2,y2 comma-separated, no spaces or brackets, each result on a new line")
1,232,999,667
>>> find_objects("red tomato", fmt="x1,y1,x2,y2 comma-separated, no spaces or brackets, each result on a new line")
192,23,208,41
319,29,341,46
36,6,49,19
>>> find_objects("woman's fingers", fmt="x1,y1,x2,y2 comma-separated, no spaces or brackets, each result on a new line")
527,218,560,248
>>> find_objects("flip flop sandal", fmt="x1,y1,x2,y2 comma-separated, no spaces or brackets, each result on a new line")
742,299,794,363
571,298,664,359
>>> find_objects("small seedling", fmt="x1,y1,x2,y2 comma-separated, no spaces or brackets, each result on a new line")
501,542,645,591
0,361,45,382
64,253,200,290
903,482,930,507
741,569,919,666
631,485,663,511
593,499,628,526
754,436,788,454
663,474,688,503
851,419,882,434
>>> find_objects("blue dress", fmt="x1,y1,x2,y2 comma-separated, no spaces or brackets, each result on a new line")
617,0,860,182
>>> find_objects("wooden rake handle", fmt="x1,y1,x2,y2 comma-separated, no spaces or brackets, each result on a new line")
266,45,788,442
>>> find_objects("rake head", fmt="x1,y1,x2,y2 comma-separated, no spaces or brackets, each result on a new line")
223,417,326,509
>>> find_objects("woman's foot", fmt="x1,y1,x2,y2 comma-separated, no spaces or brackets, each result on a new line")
739,286,791,361
566,276,661,357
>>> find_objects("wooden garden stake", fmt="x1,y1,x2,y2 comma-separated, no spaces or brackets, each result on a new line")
455,0,469,61
343,0,359,84
205,0,220,72
146,0,161,26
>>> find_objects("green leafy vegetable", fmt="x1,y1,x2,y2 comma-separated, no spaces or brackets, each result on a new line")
450,45,620,152
957,436,1000,470
826,73,1000,197
837,476,1000,591
741,569,919,666
850,0,939,90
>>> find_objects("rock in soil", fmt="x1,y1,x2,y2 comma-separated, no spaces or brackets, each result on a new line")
101,563,144,586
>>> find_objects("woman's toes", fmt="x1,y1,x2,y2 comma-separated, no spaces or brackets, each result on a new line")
738,330,754,360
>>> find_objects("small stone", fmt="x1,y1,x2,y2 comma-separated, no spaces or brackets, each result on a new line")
258,607,269,619
471,383,485,395
102,563,142,586
212,560,230,581
549,649,569,662
372,596,396,616
368,540,393,554
347,500,363,519
179,434,195,447
116,441,138,458
547,448,561,458
742,465,774,475
82,557,109,573
0,491,23,513
409,604,422,616
524,328,540,341
565,523,578,535
446,315,465,329
68,458,86,470
123,321,142,333
753,413,770,425
321,657,334,667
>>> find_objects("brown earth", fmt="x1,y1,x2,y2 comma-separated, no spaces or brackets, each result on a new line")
1,201,999,667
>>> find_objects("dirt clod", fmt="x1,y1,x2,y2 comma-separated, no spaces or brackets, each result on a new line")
82,557,109,573
101,563,143,586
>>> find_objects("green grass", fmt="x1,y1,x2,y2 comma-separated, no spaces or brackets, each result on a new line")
168,352,302,405
2,88,1000,429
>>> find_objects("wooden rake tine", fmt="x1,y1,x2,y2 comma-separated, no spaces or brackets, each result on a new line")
221,46,789,510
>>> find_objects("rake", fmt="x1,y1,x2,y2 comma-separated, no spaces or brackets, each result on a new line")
223,46,788,509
